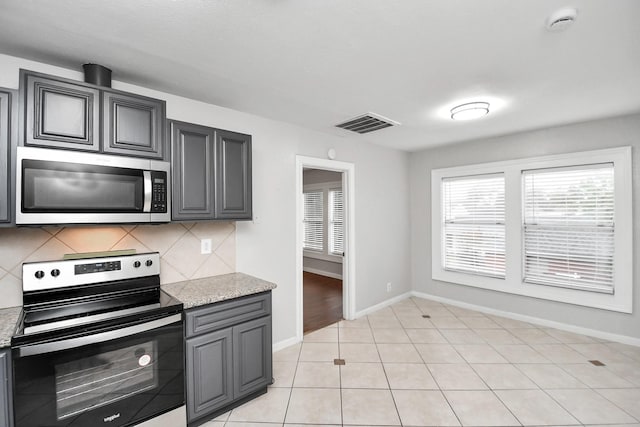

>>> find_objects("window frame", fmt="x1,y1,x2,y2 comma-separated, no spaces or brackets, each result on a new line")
431,147,632,313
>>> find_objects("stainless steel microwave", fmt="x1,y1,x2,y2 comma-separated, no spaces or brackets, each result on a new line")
16,146,171,225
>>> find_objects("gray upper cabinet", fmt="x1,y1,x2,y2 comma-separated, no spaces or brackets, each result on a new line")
20,70,166,159
0,88,16,226
23,72,100,151
170,120,252,221
215,130,252,220
102,90,166,159
0,349,13,427
170,120,216,220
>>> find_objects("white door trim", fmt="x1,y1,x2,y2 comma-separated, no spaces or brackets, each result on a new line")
296,155,356,341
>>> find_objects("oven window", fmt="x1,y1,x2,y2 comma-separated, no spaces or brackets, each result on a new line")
55,341,158,420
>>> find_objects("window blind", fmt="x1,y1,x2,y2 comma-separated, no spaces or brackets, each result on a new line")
523,164,615,293
303,191,323,251
329,189,344,255
443,174,505,278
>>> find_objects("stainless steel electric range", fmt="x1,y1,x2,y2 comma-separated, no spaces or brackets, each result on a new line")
11,252,184,427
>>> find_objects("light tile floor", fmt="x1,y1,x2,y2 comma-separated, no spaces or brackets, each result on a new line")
204,296,640,427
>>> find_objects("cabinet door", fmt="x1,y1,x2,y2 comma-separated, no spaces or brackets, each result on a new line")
0,89,16,225
170,121,216,220
232,316,272,399
0,350,13,427
215,130,252,220
102,91,166,159
23,72,100,151
186,328,233,422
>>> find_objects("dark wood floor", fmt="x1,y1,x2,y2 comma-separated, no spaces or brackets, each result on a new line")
303,271,343,333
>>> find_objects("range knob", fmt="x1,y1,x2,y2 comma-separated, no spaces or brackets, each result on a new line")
133,261,141,268
51,269,60,278
35,270,45,279
145,259,153,267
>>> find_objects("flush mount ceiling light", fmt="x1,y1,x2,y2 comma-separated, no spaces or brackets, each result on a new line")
546,8,578,32
450,102,490,121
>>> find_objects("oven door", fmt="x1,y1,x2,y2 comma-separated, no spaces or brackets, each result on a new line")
12,314,184,427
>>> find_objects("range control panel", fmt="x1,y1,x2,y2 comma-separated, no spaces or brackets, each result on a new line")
74,261,122,275
23,252,160,292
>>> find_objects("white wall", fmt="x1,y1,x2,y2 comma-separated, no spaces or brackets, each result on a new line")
410,113,640,339
0,54,412,345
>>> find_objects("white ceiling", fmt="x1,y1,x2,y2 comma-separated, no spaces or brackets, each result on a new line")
0,0,638,151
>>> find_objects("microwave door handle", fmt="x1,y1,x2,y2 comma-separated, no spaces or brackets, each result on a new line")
143,170,152,213
17,314,181,357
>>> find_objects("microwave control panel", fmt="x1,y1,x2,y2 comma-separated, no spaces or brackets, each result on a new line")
151,171,167,213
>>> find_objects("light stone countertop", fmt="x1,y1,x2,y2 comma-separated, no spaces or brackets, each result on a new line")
162,272,277,309
0,306,21,349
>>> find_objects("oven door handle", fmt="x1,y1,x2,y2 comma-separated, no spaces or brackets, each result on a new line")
17,314,182,357
143,170,152,212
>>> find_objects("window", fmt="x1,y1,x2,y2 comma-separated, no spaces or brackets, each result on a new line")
431,147,632,313
303,191,323,251
523,164,614,293
303,182,344,262
329,189,344,255
442,174,505,278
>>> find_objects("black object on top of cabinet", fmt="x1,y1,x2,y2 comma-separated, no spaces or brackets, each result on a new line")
20,69,167,160
185,292,272,425
170,120,252,221
0,87,17,226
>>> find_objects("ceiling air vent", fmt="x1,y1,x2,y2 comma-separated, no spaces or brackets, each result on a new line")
335,112,400,134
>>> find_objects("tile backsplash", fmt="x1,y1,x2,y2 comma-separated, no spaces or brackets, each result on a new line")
0,222,236,308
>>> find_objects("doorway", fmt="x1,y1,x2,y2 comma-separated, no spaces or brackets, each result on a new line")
302,168,344,333
296,156,355,341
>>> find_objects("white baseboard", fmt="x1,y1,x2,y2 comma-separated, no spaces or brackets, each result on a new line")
303,267,342,280
354,291,413,318
412,291,640,347
272,335,301,353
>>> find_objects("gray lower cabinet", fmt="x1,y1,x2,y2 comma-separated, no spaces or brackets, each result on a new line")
0,88,16,226
232,317,272,399
170,120,252,221
185,292,272,425
0,349,13,427
186,328,234,417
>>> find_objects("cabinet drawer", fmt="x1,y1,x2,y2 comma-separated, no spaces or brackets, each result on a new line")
186,292,271,338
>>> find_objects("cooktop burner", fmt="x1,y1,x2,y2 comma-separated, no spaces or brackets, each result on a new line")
12,252,182,347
